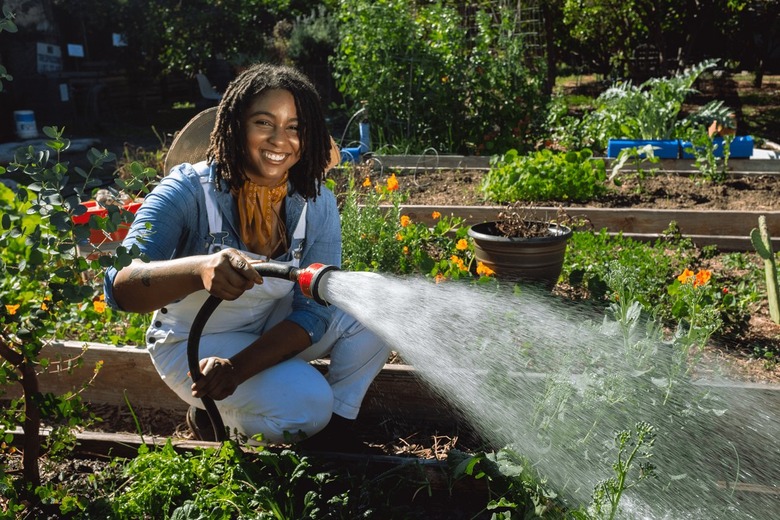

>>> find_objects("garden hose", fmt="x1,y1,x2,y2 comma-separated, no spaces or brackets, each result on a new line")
186,262,338,441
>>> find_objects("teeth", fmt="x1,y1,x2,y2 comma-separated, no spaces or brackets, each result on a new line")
264,151,286,161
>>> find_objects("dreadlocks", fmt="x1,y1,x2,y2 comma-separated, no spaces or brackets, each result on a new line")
206,63,331,200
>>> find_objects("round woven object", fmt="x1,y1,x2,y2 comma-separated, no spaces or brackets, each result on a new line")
164,107,217,175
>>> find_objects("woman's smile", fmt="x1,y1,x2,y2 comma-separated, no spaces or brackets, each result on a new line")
243,89,301,186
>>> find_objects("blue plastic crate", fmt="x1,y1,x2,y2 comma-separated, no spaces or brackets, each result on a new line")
607,139,681,159
680,135,754,159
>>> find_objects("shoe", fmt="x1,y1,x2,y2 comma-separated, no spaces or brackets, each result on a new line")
297,415,383,455
186,405,217,442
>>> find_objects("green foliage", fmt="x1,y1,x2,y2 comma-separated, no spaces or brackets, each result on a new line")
339,168,473,280
751,215,780,324
589,422,656,520
0,126,153,505
110,441,344,519
560,0,745,78
554,60,734,151
608,144,661,190
682,126,733,183
449,448,563,518
332,0,547,154
482,148,608,203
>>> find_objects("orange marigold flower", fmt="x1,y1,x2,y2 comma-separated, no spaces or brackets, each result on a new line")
41,301,49,311
476,262,495,277
432,211,441,219
677,269,695,284
455,239,469,251
386,174,399,192
403,246,409,254
435,273,446,284
694,269,712,287
400,215,411,228
5,304,20,315
395,232,403,241
362,176,371,187
450,255,467,271
93,294,107,313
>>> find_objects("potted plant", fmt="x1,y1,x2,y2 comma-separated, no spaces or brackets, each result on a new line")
468,204,573,288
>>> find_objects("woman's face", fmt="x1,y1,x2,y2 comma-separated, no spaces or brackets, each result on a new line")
241,89,301,186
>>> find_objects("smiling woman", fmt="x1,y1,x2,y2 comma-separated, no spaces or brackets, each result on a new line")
103,63,391,451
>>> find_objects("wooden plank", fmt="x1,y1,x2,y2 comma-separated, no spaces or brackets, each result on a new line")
396,205,780,251
367,155,780,175
12,342,780,422
6,342,457,424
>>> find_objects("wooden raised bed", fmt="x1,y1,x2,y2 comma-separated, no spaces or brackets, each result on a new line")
399,205,780,251
7,341,462,426
363,155,780,251
12,341,780,427
369,155,779,175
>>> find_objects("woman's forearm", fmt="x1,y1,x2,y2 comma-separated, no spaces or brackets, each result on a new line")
112,257,205,312
230,320,312,384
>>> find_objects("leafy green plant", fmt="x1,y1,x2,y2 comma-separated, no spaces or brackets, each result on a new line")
0,127,151,510
333,0,547,154
339,167,476,281
682,123,733,183
482,148,607,203
569,60,734,151
589,422,656,520
108,441,344,519
607,143,661,191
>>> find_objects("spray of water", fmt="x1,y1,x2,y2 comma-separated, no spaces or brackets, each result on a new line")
322,271,780,519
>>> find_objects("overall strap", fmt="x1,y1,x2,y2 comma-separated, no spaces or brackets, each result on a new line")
194,162,229,252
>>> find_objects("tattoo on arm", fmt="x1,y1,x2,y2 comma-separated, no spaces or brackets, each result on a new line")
128,267,152,287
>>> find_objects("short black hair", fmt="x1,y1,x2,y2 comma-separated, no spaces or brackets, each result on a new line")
206,63,331,200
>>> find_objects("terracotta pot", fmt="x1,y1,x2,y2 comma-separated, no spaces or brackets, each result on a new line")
468,220,572,288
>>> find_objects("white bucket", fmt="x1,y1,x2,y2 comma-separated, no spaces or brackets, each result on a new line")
14,110,38,139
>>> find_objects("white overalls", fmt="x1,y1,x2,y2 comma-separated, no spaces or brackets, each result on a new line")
145,171,390,443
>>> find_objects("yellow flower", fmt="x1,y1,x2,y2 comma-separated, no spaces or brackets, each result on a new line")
41,301,49,311
5,304,20,315
362,176,371,187
476,262,495,277
694,269,712,287
455,239,469,251
403,246,409,254
386,173,399,192
450,255,467,271
400,215,411,228
677,269,695,284
432,211,441,219
93,294,106,314
395,232,403,241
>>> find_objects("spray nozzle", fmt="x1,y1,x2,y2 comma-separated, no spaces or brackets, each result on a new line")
251,261,338,305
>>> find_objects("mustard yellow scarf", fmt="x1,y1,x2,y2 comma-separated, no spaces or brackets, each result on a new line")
236,175,288,258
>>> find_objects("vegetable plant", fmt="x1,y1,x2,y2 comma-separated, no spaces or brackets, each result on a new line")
482,148,607,203
554,60,735,152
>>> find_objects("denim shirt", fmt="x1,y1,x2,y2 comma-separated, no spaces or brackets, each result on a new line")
103,162,341,343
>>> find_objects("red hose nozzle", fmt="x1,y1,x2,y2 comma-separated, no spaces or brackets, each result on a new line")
296,263,339,305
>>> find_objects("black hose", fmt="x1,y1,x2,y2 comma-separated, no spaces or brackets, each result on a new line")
186,262,299,442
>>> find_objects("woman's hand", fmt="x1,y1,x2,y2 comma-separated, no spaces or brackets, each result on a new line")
200,248,264,300
191,356,239,400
